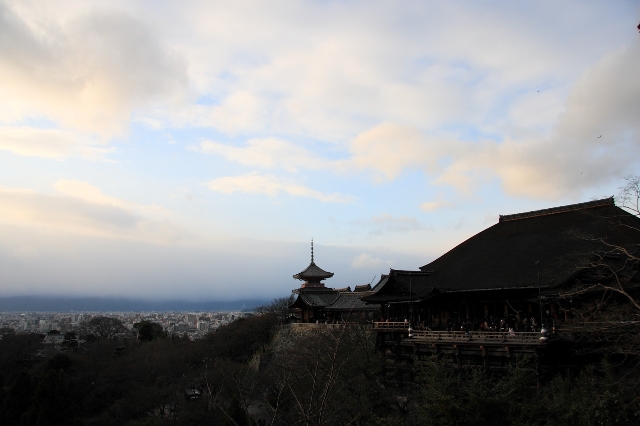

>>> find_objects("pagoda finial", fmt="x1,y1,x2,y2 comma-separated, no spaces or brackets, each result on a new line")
311,238,314,263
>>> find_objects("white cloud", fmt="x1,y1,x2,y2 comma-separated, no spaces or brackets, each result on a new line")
489,42,640,198
172,1,626,141
53,180,127,208
343,123,439,181
193,137,332,172
0,127,115,160
508,90,566,133
345,38,640,199
420,200,453,212
206,174,356,203
175,1,638,201
53,180,170,218
350,213,429,236
0,2,188,137
13,246,40,261
0,184,186,244
351,252,392,269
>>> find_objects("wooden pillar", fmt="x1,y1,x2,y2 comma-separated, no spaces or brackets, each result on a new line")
482,346,489,373
535,348,543,388
455,345,463,382
506,346,514,369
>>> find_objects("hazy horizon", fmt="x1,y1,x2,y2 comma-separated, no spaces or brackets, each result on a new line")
0,295,274,313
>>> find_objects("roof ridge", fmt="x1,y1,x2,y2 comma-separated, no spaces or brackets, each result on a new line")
499,197,614,223
390,269,432,276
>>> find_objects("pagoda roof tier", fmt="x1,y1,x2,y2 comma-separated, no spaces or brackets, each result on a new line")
293,261,334,281
326,291,379,312
290,288,340,308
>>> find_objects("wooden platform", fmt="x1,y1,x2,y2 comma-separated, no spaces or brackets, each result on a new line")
373,321,558,378
374,322,547,345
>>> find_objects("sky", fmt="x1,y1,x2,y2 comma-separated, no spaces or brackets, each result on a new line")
1,0,639,301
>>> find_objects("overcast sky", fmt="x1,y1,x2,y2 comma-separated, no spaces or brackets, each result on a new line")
1,0,639,301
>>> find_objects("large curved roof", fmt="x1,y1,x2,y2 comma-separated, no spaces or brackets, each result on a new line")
418,198,638,292
293,262,334,280
362,198,640,303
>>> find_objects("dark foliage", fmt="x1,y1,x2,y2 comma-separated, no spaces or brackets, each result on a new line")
1,311,639,425
3,369,34,426
205,313,279,360
134,321,166,341
410,357,640,426
255,296,295,324
83,316,128,340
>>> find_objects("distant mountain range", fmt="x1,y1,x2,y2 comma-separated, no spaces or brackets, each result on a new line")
0,296,271,312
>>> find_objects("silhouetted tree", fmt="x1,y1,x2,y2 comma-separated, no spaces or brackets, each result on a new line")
3,369,34,426
255,295,295,324
559,177,640,361
266,325,388,426
23,370,81,426
83,316,127,339
134,320,166,341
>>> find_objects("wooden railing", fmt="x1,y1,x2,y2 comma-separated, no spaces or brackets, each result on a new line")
289,323,372,330
373,321,409,330
373,323,546,344
409,330,544,344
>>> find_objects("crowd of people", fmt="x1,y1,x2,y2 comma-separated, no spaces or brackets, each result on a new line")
445,314,565,336
381,312,566,335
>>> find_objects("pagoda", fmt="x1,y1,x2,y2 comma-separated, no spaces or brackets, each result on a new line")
293,239,334,288
289,240,380,323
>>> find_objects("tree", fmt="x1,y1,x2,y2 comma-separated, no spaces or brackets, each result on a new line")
3,369,34,426
618,175,640,215
134,320,167,341
255,295,295,324
0,327,15,336
410,356,637,426
264,325,390,426
23,370,81,426
83,316,127,340
559,176,640,361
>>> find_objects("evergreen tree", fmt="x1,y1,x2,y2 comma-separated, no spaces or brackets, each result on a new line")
23,370,80,426
3,370,34,426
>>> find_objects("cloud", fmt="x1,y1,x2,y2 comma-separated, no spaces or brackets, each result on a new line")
482,42,640,198
0,127,115,160
420,200,453,212
351,253,392,269
205,173,356,203
350,213,429,235
0,2,188,137
53,179,170,217
53,180,127,208
13,246,40,261
191,40,640,203
343,38,640,199
343,123,439,181
176,1,629,143
0,184,185,244
193,137,332,172
175,1,638,202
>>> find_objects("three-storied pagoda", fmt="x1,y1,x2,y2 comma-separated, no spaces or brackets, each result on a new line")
289,240,338,322
289,240,379,322
293,239,334,288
